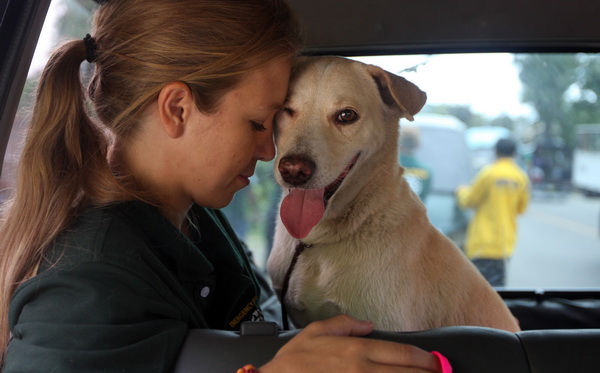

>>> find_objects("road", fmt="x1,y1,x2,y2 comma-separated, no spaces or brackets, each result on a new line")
506,191,600,288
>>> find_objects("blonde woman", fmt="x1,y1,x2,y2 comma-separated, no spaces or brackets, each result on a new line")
0,0,447,372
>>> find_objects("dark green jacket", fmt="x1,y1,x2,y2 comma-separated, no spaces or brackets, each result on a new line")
5,201,263,372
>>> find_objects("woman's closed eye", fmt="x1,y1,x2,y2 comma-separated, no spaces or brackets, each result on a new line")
250,121,267,132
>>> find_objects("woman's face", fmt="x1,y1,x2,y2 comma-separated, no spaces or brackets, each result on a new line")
180,57,292,209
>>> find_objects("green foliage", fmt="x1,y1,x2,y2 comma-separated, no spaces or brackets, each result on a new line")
58,0,96,39
514,53,600,149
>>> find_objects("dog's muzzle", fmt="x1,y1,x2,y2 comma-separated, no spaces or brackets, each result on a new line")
279,153,360,239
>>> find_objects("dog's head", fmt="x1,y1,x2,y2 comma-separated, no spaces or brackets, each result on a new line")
274,56,426,239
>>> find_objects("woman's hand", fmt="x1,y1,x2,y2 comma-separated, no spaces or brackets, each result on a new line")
259,315,443,373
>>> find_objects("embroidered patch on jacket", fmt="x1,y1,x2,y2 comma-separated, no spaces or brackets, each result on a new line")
229,295,263,328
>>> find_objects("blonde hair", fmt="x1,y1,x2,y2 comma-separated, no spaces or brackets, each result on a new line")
0,0,302,360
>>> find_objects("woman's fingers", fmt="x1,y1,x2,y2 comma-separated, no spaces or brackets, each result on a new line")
362,338,441,371
260,315,444,373
302,315,439,370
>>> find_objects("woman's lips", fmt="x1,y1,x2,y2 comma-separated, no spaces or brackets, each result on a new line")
237,174,252,187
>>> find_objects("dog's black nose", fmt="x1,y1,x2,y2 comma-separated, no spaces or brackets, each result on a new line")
279,155,315,186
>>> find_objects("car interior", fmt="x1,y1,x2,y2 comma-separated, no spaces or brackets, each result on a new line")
1,0,600,372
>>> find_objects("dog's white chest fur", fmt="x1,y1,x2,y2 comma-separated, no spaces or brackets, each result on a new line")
268,225,427,330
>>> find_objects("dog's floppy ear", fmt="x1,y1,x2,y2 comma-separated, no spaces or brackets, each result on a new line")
365,64,427,121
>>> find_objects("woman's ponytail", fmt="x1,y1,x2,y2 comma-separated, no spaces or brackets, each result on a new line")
0,39,111,362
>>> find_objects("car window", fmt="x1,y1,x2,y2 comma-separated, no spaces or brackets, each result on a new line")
223,53,600,291
2,2,599,291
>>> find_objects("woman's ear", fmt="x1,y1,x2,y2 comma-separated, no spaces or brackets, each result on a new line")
157,81,196,138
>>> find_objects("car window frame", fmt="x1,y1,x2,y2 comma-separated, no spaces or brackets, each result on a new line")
0,0,51,175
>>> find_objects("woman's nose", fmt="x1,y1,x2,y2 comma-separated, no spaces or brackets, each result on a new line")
256,130,276,162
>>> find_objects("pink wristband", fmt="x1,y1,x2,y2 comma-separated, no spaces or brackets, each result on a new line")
431,351,453,373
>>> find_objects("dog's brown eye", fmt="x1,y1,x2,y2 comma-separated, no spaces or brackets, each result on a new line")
336,109,359,124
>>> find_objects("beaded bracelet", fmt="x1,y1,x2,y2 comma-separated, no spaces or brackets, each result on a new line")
236,364,259,373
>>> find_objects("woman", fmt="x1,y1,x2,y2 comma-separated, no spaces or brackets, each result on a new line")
0,0,448,371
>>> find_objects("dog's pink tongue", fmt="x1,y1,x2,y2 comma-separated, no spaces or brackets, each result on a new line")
280,188,325,239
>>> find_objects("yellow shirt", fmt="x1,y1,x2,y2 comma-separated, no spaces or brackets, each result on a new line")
457,158,530,259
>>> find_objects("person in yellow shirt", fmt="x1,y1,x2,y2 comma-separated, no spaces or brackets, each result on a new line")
456,138,530,287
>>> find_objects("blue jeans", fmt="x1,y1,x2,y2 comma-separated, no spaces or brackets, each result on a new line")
471,258,506,287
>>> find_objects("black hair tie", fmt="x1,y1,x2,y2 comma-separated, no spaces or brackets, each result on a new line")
83,34,97,63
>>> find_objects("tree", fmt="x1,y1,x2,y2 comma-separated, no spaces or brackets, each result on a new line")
514,54,579,148
58,0,97,40
570,55,600,127
514,53,600,149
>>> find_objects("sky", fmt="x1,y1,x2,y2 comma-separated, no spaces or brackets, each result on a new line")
352,54,536,119
29,1,66,77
